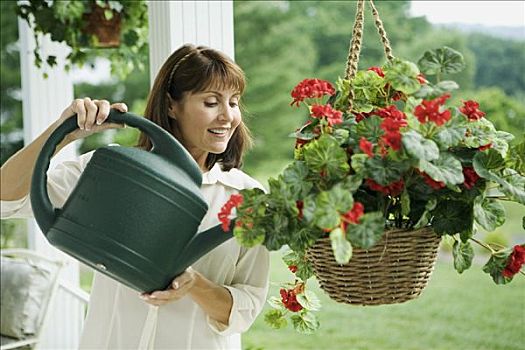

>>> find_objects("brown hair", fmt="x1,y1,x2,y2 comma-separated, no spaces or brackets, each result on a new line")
137,44,252,171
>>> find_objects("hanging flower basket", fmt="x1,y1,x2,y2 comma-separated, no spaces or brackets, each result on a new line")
82,3,122,48
219,0,525,334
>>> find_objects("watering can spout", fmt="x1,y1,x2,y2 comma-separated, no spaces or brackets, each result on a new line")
174,221,235,275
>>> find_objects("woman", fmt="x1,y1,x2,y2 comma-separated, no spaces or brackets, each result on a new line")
0,44,270,349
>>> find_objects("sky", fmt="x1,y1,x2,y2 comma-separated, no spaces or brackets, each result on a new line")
410,1,525,27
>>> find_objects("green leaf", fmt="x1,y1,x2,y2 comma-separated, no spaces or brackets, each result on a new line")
473,149,505,181
314,184,354,230
296,290,321,311
435,80,459,92
414,198,437,229
347,212,384,249
402,130,440,161
419,152,464,185
432,200,473,236
483,252,512,285
233,226,265,247
495,169,525,205
282,250,314,281
355,115,383,142
303,134,350,179
453,240,474,273
507,140,525,174
330,228,353,264
291,312,320,334
267,296,285,310
264,309,288,329
282,161,313,198
384,58,421,94
366,157,411,186
350,71,385,113
474,197,506,231
418,46,466,75
351,154,368,173
433,113,467,149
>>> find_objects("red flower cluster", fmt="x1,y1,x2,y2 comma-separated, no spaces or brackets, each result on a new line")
354,111,372,123
502,245,525,278
366,178,404,197
218,194,243,231
291,78,335,107
374,105,407,151
310,103,343,126
460,100,485,121
419,171,445,190
341,202,365,231
359,137,374,158
367,66,385,77
288,265,298,273
280,288,303,312
414,94,451,126
478,143,492,151
462,167,480,189
416,73,427,84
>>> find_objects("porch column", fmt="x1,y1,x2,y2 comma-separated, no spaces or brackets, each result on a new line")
18,17,84,350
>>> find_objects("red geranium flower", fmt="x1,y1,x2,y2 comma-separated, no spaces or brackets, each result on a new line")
280,288,303,312
373,105,407,121
366,178,405,197
291,78,335,107
460,100,486,121
462,167,480,189
359,137,374,158
413,94,452,126
367,66,385,77
417,73,427,84
420,171,445,190
288,265,298,273
502,245,525,278
311,103,343,126
218,194,244,231
296,200,304,220
354,111,372,123
478,143,492,151
341,202,365,231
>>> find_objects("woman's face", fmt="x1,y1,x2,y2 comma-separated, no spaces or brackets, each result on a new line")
170,88,242,170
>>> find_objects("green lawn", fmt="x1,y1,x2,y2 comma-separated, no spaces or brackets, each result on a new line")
242,252,525,350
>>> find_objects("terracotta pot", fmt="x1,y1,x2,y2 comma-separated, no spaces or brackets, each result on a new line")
82,4,121,48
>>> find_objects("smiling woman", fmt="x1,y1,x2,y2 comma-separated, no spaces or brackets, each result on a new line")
0,44,269,350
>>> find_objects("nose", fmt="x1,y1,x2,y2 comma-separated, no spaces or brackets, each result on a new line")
218,103,234,122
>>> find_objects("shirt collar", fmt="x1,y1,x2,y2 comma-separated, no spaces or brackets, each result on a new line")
201,162,223,185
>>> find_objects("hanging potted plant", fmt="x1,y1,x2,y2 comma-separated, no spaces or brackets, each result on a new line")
15,0,148,78
218,0,525,334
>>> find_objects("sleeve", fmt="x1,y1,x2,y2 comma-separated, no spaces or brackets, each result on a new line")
1,151,94,219
206,244,270,336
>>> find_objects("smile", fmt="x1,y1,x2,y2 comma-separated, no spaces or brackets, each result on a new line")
208,128,230,135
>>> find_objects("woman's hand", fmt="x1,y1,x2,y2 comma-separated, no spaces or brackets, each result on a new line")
58,97,128,142
140,267,198,306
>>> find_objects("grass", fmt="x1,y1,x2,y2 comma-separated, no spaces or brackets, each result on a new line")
242,251,525,350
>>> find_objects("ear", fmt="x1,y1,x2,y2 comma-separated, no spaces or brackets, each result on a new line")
166,93,178,120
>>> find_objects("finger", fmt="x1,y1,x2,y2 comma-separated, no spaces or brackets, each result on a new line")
110,102,128,113
73,99,87,130
95,100,111,125
84,98,98,131
149,289,180,301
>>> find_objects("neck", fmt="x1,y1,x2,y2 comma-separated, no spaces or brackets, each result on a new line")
188,148,209,173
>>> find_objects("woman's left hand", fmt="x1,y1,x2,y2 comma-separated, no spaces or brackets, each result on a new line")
140,267,198,306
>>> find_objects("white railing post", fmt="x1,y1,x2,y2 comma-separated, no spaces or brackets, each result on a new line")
148,0,235,84
18,17,85,350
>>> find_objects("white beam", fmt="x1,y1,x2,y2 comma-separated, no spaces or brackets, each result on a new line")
147,0,235,85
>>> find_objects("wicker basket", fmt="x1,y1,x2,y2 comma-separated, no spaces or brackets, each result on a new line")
307,227,441,305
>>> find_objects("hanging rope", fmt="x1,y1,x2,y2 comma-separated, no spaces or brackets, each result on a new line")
345,0,395,113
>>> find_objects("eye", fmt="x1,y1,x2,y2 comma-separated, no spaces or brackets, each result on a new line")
204,101,218,107
229,101,239,108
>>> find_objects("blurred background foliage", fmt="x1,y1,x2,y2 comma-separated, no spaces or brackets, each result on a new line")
1,1,524,249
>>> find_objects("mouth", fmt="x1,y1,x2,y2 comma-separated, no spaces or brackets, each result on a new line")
208,128,230,136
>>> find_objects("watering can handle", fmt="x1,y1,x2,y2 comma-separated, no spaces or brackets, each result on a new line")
30,109,202,233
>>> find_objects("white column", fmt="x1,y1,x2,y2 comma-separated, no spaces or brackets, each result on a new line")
148,0,234,83
18,17,85,350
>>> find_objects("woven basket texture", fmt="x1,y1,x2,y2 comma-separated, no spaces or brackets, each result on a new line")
307,227,441,305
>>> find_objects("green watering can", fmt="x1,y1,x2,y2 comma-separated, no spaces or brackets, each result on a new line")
31,110,234,293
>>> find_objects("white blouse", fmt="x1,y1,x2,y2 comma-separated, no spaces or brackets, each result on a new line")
1,150,270,350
